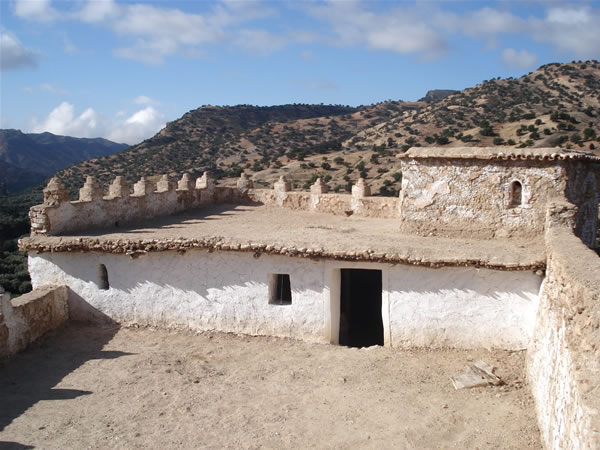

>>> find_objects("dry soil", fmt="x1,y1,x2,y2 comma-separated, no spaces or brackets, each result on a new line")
0,324,541,449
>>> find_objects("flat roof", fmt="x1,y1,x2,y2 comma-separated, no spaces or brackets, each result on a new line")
20,204,545,270
398,146,600,162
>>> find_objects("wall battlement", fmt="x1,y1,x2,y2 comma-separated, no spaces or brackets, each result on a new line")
30,173,400,236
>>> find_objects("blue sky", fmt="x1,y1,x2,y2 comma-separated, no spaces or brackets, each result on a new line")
1,0,599,145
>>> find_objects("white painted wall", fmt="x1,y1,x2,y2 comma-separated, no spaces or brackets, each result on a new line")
29,250,542,349
387,265,542,349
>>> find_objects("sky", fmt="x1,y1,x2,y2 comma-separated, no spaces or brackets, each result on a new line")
1,0,599,145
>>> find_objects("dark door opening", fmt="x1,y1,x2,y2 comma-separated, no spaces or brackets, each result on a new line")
339,269,383,347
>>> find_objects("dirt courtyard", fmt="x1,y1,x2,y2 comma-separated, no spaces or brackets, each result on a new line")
1,324,541,449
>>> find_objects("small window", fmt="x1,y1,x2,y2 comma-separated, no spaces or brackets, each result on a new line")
98,264,109,290
269,274,292,305
510,181,522,207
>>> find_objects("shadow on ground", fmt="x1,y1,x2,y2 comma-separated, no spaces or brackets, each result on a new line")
0,305,131,447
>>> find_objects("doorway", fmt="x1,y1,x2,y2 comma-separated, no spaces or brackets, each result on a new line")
339,269,383,347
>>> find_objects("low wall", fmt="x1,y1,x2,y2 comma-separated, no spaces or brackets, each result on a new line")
31,175,245,236
527,213,600,448
31,175,399,236
0,285,69,361
248,189,399,218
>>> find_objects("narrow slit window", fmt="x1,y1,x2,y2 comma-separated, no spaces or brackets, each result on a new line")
269,274,292,305
510,181,522,207
98,264,109,290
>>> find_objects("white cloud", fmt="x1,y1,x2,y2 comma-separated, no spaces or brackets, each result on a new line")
530,7,600,58
10,0,600,65
464,8,523,36
0,29,38,71
134,95,158,106
305,2,447,59
546,7,590,25
501,48,538,69
32,102,100,137
14,0,59,22
106,106,165,144
78,0,119,23
31,101,166,145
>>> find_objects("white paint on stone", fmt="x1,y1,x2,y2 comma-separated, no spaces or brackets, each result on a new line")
387,265,541,349
29,251,541,349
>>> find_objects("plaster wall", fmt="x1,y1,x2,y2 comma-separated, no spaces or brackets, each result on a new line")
399,159,566,238
387,265,542,349
29,251,541,349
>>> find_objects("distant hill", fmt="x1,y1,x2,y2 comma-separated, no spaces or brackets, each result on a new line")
419,90,459,103
0,130,128,193
56,61,599,198
350,61,600,152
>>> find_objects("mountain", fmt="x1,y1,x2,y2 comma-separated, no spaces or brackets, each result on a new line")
0,130,128,193
419,90,459,103
350,61,600,152
56,61,599,198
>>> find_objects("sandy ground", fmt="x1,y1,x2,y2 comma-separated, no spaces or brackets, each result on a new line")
1,324,541,449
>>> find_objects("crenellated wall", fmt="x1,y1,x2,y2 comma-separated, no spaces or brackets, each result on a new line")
527,201,600,449
30,173,400,236
248,176,399,218
30,173,248,236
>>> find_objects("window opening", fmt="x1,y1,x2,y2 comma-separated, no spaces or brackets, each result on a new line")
98,264,109,290
269,274,292,305
510,181,522,207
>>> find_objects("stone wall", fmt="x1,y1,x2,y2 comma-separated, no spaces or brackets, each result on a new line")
247,178,399,218
0,285,68,361
399,158,567,239
527,203,600,449
565,161,600,248
31,174,400,236
31,173,246,236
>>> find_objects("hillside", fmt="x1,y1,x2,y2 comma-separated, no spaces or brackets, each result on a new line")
57,61,599,198
0,130,128,193
350,61,600,152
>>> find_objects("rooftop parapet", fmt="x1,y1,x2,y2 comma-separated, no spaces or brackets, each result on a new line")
29,173,248,236
274,175,291,193
177,173,194,191
107,176,129,199
237,172,253,193
351,177,370,198
156,175,174,193
133,177,153,196
43,177,70,206
79,176,103,202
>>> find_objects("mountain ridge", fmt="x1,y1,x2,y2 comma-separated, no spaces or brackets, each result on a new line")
0,130,128,193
